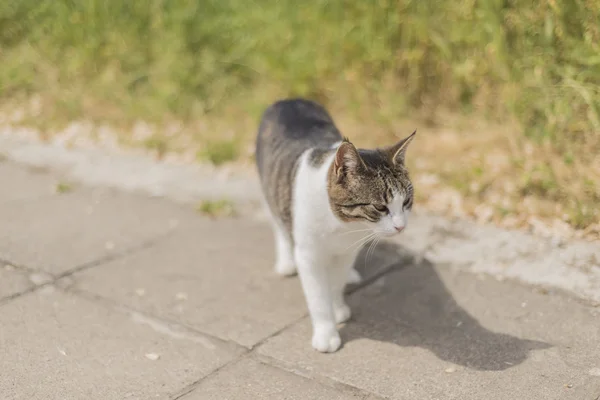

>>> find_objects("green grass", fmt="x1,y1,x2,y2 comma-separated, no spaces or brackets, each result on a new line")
55,181,73,194
0,0,599,230
197,139,239,166
196,199,236,218
2,0,598,144
143,135,169,159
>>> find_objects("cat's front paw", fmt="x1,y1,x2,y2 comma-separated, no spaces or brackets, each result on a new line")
334,303,352,324
312,325,342,353
275,261,297,277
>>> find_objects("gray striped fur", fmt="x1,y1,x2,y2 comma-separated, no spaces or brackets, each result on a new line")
255,99,341,234
255,98,415,239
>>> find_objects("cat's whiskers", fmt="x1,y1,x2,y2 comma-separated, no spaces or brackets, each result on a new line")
345,234,376,252
365,235,383,267
363,231,386,268
337,228,374,236
344,231,377,252
364,236,377,266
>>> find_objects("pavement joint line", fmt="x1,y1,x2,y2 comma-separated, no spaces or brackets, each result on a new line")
62,285,277,400
169,346,383,400
0,230,176,306
61,285,258,400
0,257,44,274
250,352,388,400
55,229,177,281
0,258,58,305
0,284,47,307
169,352,255,400
63,268,394,399
247,313,309,351
234,264,420,399
65,284,249,353
62,249,408,354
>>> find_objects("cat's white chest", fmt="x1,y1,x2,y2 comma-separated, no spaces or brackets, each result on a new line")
292,150,367,256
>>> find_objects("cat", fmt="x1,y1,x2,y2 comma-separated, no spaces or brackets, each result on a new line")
255,98,415,353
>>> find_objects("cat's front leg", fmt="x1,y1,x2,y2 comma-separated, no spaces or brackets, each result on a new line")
330,253,358,324
295,245,341,353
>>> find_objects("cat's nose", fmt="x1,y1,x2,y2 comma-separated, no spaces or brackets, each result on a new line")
394,225,405,232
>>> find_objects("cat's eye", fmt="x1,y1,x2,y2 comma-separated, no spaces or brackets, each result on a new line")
403,198,412,208
373,204,389,214
338,203,370,208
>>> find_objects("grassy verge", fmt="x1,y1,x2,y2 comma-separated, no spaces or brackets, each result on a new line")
0,0,598,235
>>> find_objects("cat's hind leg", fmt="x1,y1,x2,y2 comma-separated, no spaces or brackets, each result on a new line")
261,197,297,276
271,220,297,277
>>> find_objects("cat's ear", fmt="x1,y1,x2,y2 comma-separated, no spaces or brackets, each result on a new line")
387,130,416,166
334,139,364,179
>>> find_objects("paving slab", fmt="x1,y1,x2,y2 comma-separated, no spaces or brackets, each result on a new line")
72,217,404,349
180,357,375,400
259,248,600,400
0,287,243,400
0,182,192,275
71,218,306,348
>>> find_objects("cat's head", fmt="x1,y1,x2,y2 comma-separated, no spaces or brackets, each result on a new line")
327,131,416,235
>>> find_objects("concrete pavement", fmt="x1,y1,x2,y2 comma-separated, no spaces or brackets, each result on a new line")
1,158,599,400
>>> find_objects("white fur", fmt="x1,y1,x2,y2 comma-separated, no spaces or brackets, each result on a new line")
267,148,409,353
374,190,410,235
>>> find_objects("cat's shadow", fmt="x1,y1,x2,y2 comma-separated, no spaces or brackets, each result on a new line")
343,241,550,371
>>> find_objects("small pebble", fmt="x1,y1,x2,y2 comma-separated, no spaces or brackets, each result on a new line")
550,236,563,248
145,353,160,361
135,288,146,296
173,304,185,314
105,241,115,250
445,367,456,373
4,264,14,271
589,367,600,376
565,383,573,388
29,272,53,286
175,292,188,300
39,285,56,295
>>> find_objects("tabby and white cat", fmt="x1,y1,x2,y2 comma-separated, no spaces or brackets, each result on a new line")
256,99,415,353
